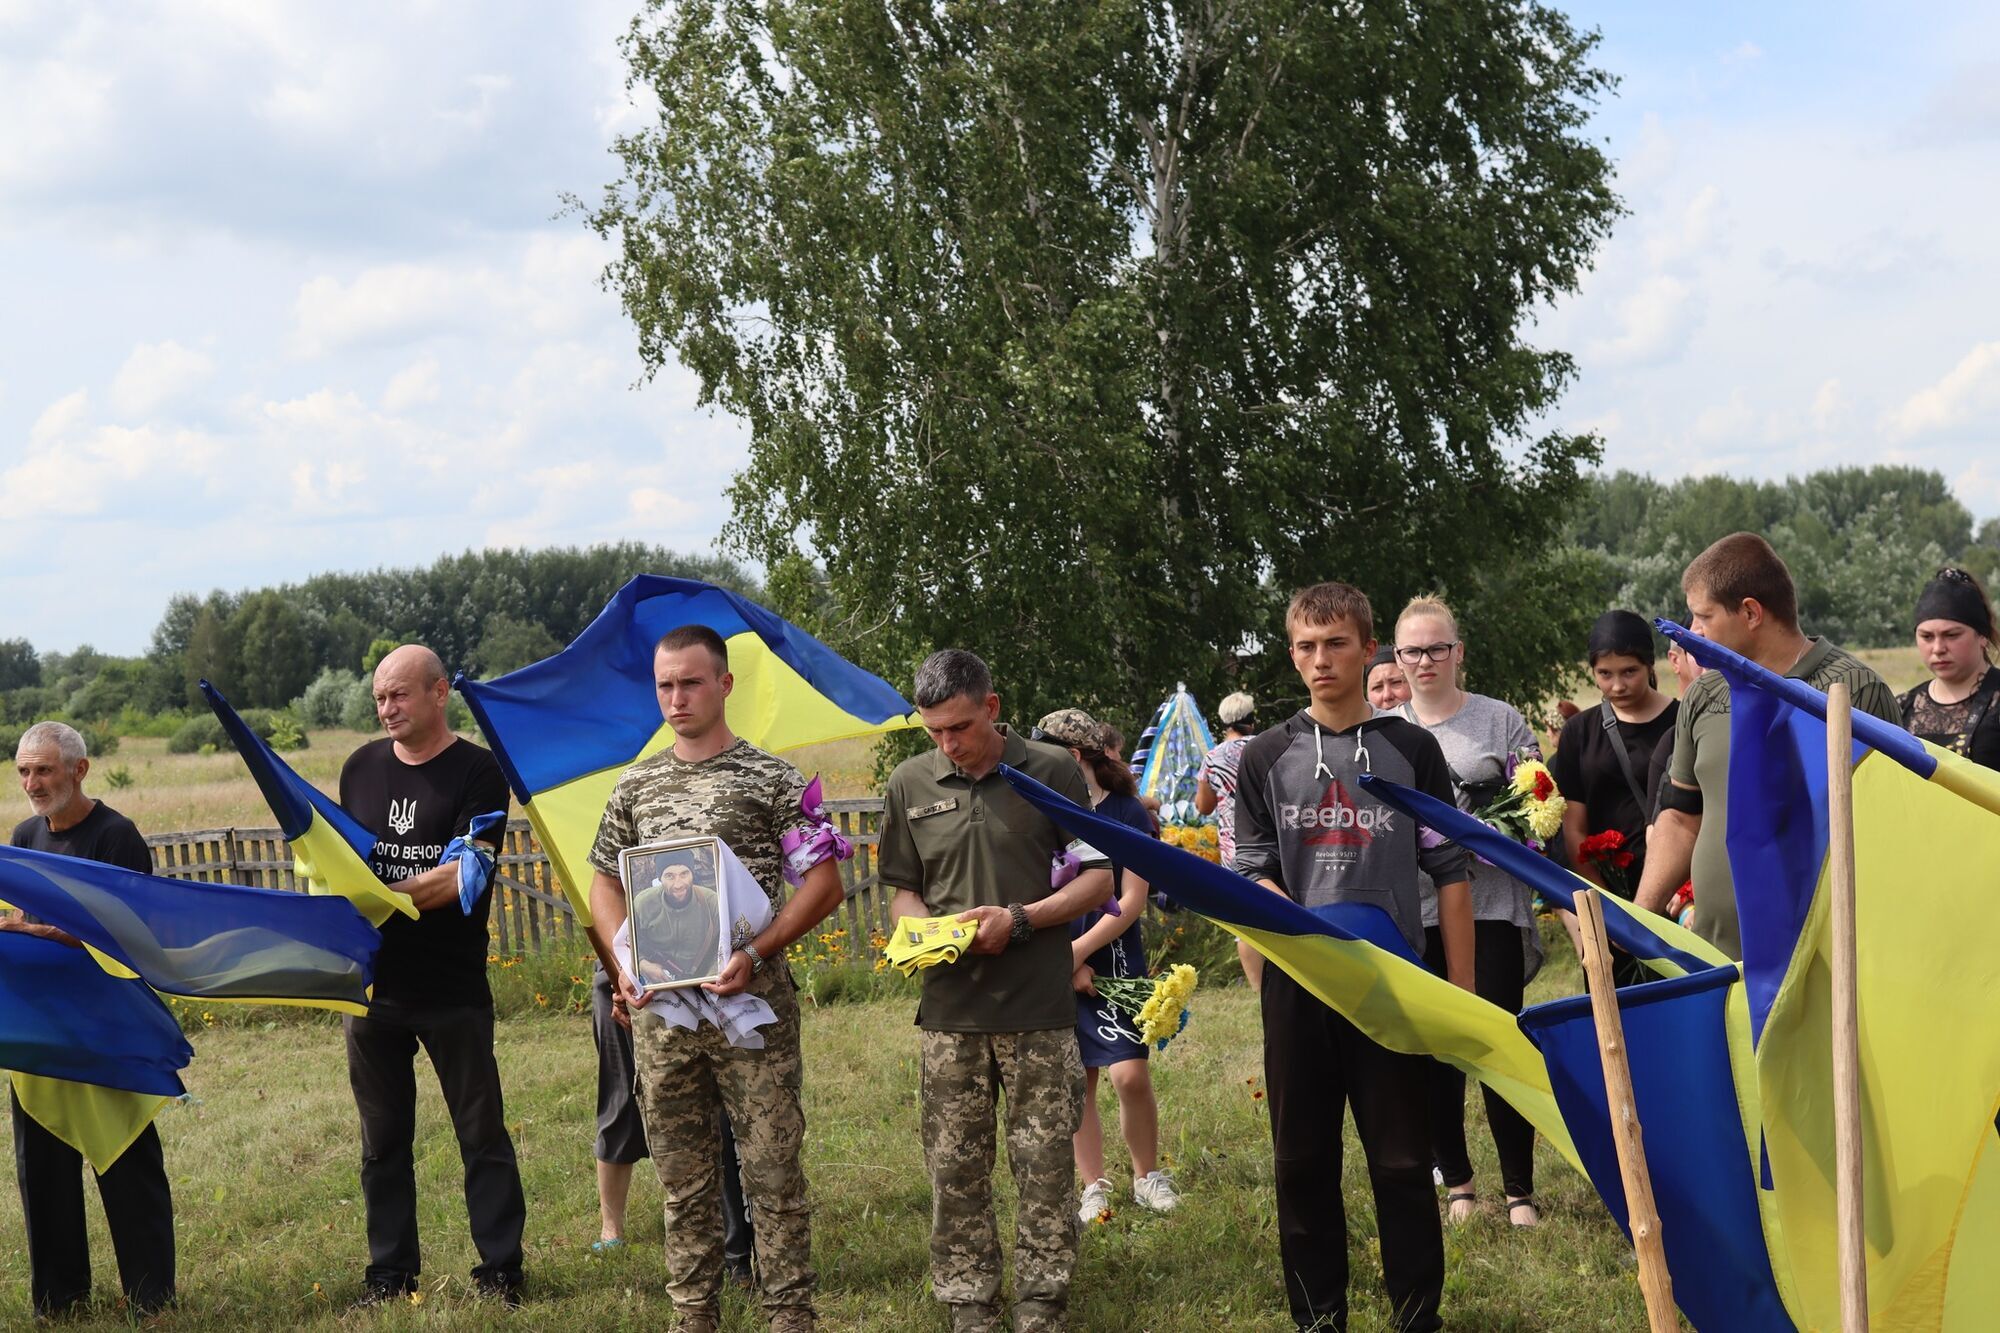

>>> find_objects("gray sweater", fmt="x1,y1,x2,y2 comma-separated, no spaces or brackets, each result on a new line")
1397,693,1545,980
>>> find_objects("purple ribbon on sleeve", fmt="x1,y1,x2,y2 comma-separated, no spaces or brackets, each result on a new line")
780,775,854,886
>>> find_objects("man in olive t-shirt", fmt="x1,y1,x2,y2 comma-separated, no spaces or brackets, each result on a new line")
876,649,1112,1333
1637,534,1898,959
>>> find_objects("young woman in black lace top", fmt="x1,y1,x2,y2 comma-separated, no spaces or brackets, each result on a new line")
1900,567,2000,768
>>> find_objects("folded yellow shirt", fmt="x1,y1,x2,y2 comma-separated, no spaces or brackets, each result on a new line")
885,915,980,977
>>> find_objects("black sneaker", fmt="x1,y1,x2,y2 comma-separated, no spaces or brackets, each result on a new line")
474,1275,524,1310
349,1280,414,1311
725,1254,754,1289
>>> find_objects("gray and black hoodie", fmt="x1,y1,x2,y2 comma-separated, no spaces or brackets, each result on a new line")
1232,710,1471,957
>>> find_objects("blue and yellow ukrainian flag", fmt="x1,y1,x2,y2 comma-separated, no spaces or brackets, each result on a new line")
456,576,918,924
0,841,381,1014
998,764,1581,1169
203,681,416,927
1,931,190,1171
1664,623,2000,1330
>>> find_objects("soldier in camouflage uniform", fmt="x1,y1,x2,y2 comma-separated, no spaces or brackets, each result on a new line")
583,624,849,1333
876,653,1115,1333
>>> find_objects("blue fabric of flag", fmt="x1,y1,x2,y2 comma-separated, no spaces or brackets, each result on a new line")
446,811,507,915
0,843,379,1009
0,932,190,1097
1520,966,1795,1332
1359,774,1727,978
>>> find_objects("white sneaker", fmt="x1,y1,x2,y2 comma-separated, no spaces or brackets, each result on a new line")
1078,1177,1114,1223
1132,1169,1181,1213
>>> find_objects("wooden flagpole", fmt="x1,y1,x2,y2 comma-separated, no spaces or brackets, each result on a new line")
1574,887,1677,1332
1826,681,1870,1329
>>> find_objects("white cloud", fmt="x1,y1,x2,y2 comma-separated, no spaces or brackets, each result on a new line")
111,338,215,416
1722,41,1764,65
381,357,441,411
1887,342,2000,439
1590,274,1698,366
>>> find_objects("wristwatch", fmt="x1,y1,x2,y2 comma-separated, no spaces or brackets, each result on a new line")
1007,903,1033,946
742,941,767,974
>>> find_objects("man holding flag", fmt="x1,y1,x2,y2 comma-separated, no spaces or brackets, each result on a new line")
6,721,175,1318
337,645,525,1309
1635,533,1897,958
583,623,848,1333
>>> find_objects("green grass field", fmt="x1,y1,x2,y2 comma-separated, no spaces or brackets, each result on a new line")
0,937,1664,1331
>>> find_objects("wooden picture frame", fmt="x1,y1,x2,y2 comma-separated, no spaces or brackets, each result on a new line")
618,835,727,991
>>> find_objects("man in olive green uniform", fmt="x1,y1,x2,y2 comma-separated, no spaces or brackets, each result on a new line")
584,625,848,1333
1636,532,1899,958
876,649,1114,1333
630,862,723,984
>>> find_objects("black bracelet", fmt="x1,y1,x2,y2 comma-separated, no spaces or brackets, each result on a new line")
1007,903,1033,946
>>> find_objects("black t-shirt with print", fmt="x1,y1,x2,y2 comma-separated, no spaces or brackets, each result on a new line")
1551,701,1679,872
339,737,511,1008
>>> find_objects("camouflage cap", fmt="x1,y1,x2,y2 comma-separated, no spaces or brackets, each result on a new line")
1034,708,1102,749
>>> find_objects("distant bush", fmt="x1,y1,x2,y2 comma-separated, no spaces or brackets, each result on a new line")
104,765,135,790
267,713,307,752
167,714,227,754
113,705,189,739
297,668,363,729
340,680,379,732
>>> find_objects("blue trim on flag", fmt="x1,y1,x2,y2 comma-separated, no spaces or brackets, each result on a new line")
1359,774,1718,977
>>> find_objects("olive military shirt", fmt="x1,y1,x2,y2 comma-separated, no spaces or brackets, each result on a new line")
1670,636,1898,960
876,725,1094,1034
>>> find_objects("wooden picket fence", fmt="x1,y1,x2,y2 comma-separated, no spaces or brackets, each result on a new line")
142,800,891,955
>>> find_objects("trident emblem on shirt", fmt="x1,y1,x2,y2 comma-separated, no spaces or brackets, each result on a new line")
387,798,418,836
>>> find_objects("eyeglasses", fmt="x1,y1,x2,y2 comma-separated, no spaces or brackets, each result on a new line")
1394,642,1458,664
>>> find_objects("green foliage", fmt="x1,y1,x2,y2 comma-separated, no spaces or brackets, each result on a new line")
586,0,1619,721
1566,465,1990,647
445,691,477,735
472,613,563,678
167,713,227,755
266,713,308,752
361,637,401,675
297,668,364,728
103,764,135,790
0,638,40,691
341,678,382,732
1143,909,1247,984
65,656,180,720
113,704,190,738
234,591,318,708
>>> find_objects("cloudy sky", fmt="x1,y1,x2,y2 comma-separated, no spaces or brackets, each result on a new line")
3,1,1996,655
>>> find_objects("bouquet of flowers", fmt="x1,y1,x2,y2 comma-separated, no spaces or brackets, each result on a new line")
1469,752,1566,851
1577,828,1637,899
1092,963,1198,1051
1161,823,1220,864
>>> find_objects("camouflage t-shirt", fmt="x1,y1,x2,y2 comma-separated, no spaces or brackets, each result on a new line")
589,739,815,920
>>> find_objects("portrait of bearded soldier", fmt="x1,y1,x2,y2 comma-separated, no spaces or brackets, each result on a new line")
631,860,722,983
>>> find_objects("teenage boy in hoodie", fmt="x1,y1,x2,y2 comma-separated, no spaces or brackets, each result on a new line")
1232,581,1474,1333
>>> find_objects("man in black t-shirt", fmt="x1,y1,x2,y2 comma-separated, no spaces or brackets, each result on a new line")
336,645,524,1309
6,721,176,1318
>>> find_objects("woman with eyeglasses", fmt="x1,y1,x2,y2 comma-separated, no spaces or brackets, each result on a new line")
1549,611,1678,986
1900,567,2000,768
1391,595,1544,1228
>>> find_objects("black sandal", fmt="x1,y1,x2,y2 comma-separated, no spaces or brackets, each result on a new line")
1506,1197,1541,1227
1445,1190,1477,1222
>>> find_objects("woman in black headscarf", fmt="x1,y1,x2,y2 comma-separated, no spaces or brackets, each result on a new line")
1900,567,2000,768
1551,610,1678,986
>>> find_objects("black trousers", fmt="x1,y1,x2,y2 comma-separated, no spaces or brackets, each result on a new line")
10,1088,175,1316
592,966,753,1260
1262,967,1443,1333
1423,921,1536,1199
344,1003,527,1289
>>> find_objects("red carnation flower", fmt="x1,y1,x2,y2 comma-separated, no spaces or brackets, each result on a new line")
1612,850,1635,870
1532,770,1555,802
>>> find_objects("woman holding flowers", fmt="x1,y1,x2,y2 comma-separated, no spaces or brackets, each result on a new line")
1032,709,1183,1222
1551,610,1679,987
1393,595,1545,1227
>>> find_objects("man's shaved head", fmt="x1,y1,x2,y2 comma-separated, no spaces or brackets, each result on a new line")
375,643,447,688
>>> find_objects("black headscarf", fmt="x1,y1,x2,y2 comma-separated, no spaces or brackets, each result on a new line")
1366,645,1398,682
1587,609,1655,664
1915,568,1995,639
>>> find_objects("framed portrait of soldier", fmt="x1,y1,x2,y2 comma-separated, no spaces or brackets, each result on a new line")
618,836,727,991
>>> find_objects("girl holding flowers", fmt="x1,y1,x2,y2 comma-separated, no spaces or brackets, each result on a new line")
1393,595,1546,1227
1032,708,1183,1222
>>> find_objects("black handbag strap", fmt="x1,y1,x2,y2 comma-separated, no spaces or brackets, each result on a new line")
1600,700,1650,812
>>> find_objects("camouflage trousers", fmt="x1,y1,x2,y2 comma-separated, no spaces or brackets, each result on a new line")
633,974,813,1327
920,1027,1085,1333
